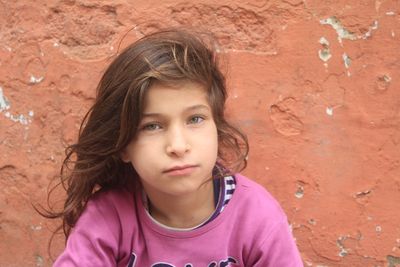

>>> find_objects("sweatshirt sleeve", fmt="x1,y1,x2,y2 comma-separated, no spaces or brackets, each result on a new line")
248,218,303,267
53,197,120,267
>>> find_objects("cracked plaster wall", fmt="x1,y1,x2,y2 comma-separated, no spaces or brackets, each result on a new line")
0,0,399,266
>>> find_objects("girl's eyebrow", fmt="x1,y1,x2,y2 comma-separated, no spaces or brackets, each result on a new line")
142,104,210,117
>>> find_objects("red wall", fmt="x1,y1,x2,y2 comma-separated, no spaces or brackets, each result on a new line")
0,1,399,266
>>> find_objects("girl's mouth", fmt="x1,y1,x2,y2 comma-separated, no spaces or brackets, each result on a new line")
163,165,198,176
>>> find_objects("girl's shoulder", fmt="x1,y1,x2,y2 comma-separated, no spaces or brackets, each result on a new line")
75,186,137,231
232,173,287,220
90,186,135,207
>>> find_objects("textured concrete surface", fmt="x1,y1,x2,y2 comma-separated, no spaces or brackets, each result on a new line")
1,0,400,266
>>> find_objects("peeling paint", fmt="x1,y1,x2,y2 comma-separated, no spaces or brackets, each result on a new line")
337,236,349,257
320,17,379,43
295,185,304,198
387,255,400,267
308,218,317,225
320,17,356,43
0,86,33,125
326,107,333,116
35,255,44,267
355,190,371,197
30,225,42,231
361,20,379,40
376,74,392,91
318,37,332,63
342,53,351,76
0,87,11,111
5,113,31,125
3,45,12,52
342,53,351,68
29,75,44,84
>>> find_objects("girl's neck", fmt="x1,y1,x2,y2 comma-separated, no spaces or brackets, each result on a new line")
145,179,215,229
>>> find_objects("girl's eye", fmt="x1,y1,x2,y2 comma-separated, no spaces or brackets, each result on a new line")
188,116,204,124
142,123,161,131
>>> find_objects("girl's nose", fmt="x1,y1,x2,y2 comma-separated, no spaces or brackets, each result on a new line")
165,126,190,157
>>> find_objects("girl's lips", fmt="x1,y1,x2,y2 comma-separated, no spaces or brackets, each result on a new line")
163,165,197,176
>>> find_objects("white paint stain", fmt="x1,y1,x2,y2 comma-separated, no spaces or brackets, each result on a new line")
7,113,30,125
361,20,379,40
320,17,356,44
326,107,333,116
386,11,396,16
308,218,317,225
0,87,11,111
0,86,33,125
319,37,330,46
30,225,42,231
3,45,12,52
318,37,332,63
304,261,313,266
29,75,44,84
392,30,395,37
36,255,44,267
320,17,379,43
342,53,352,76
53,42,59,47
337,236,349,257
376,225,382,232
295,185,304,199
343,53,351,68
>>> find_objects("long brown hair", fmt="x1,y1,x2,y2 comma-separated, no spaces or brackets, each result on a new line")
43,29,249,239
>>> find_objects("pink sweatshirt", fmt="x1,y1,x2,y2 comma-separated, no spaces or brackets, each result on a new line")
54,174,303,266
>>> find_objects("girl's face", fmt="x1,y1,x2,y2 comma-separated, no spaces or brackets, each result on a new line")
121,81,218,198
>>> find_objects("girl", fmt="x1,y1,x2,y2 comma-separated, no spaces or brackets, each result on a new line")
50,29,302,266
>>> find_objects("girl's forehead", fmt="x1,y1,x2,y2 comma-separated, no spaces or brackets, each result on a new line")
141,81,210,112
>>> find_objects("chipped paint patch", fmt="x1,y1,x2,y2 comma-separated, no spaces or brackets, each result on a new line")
387,255,400,267
320,17,379,43
318,37,332,63
0,86,33,125
308,218,317,225
295,185,304,198
326,107,333,116
320,17,356,43
29,75,44,84
0,87,11,111
376,74,392,91
342,53,351,68
2,45,12,52
342,53,351,76
337,236,349,257
30,224,42,231
35,255,44,267
361,20,379,40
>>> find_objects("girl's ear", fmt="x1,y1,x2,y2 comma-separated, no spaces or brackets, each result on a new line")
120,148,131,163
